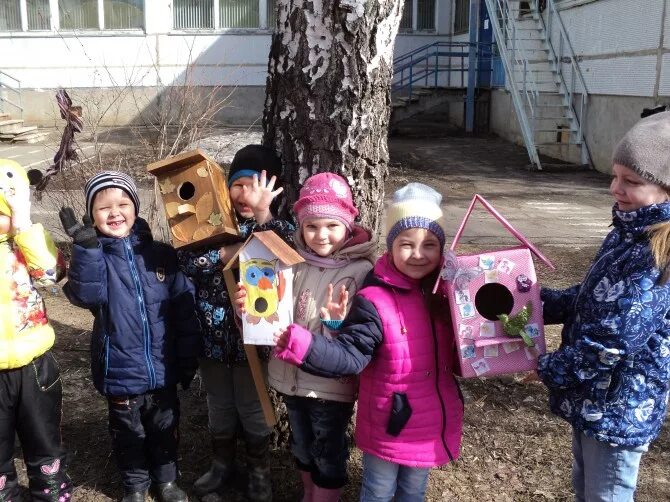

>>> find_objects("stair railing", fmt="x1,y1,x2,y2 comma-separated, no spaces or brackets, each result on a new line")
392,41,494,101
536,0,591,166
484,0,542,167
0,70,23,118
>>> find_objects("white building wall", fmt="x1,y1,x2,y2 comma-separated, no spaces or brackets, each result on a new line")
547,0,667,98
0,1,450,90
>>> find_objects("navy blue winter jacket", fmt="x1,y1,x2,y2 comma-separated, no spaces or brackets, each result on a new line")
539,202,670,447
63,218,201,397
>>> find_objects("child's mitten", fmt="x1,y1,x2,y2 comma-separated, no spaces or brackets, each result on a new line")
59,207,98,248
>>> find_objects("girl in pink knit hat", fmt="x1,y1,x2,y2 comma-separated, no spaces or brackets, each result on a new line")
237,172,376,501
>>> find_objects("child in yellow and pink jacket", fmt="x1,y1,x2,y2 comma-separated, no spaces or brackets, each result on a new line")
0,159,71,502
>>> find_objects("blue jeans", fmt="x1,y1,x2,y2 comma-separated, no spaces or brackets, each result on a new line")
572,429,648,502
283,395,354,489
360,453,430,502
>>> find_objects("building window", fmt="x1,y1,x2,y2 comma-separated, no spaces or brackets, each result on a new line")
0,0,21,30
454,0,470,34
417,0,434,30
60,0,143,30
398,0,435,33
59,0,98,30
174,0,213,29
104,0,144,30
27,0,50,29
1,0,50,30
267,0,276,28
174,0,274,30
220,0,257,28
399,1,412,32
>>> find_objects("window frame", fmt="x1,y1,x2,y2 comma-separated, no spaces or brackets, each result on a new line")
171,0,273,32
453,0,470,35
0,0,146,33
398,0,437,34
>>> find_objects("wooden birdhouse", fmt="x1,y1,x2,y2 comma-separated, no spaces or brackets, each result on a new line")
434,195,555,378
147,149,239,249
222,231,304,346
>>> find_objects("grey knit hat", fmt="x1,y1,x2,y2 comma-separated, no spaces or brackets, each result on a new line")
85,171,140,217
612,111,670,188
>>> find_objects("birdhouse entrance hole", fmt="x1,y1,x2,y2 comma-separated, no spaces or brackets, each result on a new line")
475,283,514,321
178,181,195,201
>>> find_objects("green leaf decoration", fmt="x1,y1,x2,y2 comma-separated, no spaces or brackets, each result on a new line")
497,302,535,347
207,212,223,226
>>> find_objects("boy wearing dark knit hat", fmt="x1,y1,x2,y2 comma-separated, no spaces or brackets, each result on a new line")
59,171,201,502
178,145,294,501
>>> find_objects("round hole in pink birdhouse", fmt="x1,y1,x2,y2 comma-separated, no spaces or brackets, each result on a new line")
475,283,514,321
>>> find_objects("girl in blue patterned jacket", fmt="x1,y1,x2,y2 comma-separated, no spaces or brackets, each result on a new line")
537,111,670,501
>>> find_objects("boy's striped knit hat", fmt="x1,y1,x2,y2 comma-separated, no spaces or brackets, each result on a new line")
386,183,446,250
85,171,140,218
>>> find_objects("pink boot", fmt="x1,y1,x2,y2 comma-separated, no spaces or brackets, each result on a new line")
300,470,315,502
312,485,342,502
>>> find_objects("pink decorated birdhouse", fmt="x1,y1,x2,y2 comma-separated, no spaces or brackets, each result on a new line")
435,195,554,378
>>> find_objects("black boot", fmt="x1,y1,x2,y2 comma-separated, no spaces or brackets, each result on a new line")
193,435,236,497
121,490,147,502
245,434,272,502
152,481,188,502
0,471,22,502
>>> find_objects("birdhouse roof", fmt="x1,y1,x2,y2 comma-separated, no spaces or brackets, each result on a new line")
222,231,304,271
146,148,219,176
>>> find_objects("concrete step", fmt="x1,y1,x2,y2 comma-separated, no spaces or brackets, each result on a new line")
12,126,38,137
12,131,49,144
0,119,24,134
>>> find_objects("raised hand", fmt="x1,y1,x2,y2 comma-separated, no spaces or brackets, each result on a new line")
59,207,98,248
241,170,283,224
320,283,349,321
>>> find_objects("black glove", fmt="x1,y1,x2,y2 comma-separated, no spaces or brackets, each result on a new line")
59,207,98,248
177,363,198,391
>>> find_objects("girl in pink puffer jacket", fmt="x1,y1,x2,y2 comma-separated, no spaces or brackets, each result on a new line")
275,183,464,501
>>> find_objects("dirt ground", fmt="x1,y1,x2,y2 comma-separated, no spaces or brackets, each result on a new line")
13,135,670,501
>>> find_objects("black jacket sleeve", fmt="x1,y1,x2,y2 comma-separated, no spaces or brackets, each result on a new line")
300,294,383,377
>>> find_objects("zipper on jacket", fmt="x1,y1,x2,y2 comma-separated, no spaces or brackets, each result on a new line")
430,317,453,462
104,334,110,376
123,238,156,389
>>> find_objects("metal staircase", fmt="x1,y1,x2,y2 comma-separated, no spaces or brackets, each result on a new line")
0,70,23,119
484,0,591,169
0,71,47,143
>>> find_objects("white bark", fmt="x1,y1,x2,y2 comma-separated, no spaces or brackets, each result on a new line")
263,0,405,234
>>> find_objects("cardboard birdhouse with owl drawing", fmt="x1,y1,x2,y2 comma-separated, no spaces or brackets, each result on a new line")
222,231,304,345
435,195,555,378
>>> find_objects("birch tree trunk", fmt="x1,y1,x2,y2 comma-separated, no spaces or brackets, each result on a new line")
263,0,405,234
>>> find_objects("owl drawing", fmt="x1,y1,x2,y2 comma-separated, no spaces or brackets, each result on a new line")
241,258,286,325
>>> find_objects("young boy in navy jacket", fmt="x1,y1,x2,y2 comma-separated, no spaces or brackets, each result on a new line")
60,172,201,502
